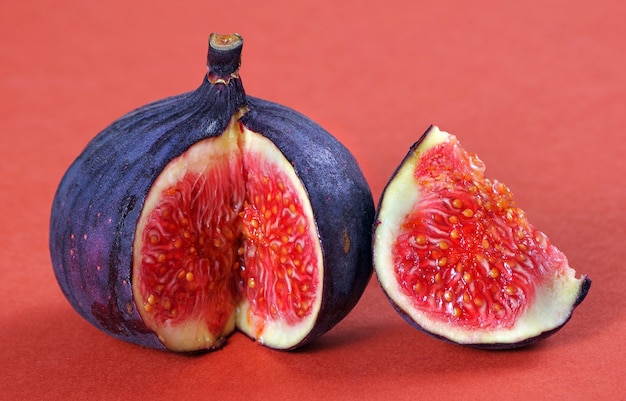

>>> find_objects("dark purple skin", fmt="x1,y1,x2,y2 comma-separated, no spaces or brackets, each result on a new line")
373,126,591,350
49,34,373,351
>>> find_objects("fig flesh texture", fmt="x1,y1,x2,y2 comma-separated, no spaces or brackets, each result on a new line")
50,34,374,352
373,126,590,349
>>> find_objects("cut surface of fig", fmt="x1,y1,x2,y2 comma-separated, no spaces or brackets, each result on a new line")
236,131,323,347
132,118,323,351
373,126,590,348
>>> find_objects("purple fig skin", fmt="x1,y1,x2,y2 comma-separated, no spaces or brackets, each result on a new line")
49,34,373,351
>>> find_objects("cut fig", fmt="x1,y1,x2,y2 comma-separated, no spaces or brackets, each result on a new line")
373,126,590,349
50,34,374,352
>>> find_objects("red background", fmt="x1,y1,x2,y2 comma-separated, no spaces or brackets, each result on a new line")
1,0,624,400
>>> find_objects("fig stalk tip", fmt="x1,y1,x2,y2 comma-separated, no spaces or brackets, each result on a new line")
207,33,244,84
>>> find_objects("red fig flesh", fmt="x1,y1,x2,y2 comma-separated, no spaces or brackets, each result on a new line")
373,126,590,348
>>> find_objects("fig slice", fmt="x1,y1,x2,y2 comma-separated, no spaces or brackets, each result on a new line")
373,126,591,349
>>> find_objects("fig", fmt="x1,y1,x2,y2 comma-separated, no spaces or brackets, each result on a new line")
50,33,374,352
373,126,590,349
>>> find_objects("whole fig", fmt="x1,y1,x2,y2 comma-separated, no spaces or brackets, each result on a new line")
50,34,374,352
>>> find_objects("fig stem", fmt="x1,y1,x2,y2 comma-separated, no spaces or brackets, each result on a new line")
207,33,243,84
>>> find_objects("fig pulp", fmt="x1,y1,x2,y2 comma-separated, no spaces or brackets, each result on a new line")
373,126,590,349
50,34,374,352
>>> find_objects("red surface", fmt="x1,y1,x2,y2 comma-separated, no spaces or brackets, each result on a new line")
1,0,624,400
